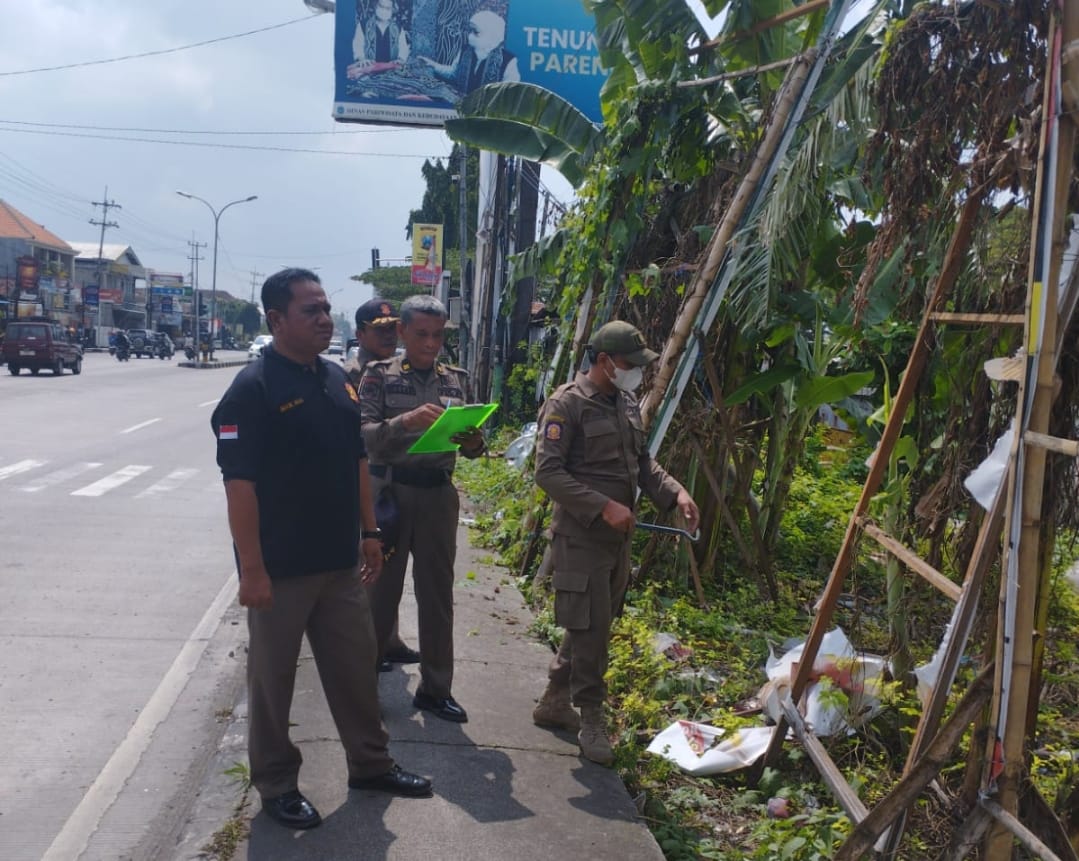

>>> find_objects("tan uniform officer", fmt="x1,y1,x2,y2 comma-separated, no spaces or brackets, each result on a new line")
358,294,486,723
345,297,421,670
533,321,700,765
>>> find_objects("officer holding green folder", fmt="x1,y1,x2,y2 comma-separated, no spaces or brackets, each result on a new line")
358,295,485,723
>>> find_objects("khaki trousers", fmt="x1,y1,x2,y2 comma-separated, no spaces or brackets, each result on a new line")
247,567,393,799
547,534,632,708
369,482,459,699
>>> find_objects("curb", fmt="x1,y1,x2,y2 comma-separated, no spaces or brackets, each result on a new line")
178,359,251,370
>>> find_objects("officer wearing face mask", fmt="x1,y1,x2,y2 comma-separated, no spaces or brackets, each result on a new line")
532,320,700,766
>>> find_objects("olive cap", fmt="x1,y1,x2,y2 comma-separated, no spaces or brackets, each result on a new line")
588,321,658,367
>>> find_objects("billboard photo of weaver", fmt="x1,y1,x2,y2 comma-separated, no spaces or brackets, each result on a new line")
333,0,607,128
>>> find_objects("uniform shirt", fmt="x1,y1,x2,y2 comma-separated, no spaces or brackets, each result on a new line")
343,344,383,387
358,354,469,471
535,372,683,542
212,345,368,578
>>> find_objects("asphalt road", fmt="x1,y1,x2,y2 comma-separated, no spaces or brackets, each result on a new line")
0,350,253,860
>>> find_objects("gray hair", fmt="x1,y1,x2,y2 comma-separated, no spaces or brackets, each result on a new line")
400,294,448,325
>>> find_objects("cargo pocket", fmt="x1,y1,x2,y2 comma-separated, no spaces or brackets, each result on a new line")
551,539,591,630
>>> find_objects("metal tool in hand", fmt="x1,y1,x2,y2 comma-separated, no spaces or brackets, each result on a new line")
635,521,701,542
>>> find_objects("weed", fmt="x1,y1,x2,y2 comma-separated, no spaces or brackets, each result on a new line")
223,760,251,791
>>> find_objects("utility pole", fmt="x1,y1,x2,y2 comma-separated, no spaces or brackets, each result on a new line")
89,186,120,339
187,237,206,340
248,269,265,305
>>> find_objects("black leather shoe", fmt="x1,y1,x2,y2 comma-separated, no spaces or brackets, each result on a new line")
377,657,393,673
413,691,468,723
348,764,433,797
384,645,421,664
262,789,322,830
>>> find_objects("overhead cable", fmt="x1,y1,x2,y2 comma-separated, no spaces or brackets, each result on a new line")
0,15,319,77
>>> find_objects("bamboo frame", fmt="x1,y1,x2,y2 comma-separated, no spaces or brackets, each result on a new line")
760,176,991,774
928,312,1026,325
857,519,962,601
834,665,993,860
981,798,1066,861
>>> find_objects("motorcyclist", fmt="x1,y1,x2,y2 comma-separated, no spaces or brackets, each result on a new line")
114,330,131,360
155,333,174,359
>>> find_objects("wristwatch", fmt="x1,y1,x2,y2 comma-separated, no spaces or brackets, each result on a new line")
361,528,383,540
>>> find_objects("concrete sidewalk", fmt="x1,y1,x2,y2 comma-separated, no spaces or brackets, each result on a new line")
170,520,664,861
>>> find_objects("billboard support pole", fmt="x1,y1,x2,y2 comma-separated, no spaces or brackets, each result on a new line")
458,145,470,372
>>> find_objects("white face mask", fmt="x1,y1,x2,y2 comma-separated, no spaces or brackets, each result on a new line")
606,360,644,393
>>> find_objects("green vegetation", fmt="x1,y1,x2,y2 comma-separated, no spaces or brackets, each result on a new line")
456,430,1079,859
434,0,1079,854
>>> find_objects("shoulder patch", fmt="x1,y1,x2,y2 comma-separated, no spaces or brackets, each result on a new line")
544,421,563,441
345,381,359,403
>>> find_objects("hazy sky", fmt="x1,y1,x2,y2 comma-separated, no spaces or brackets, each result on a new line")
0,0,574,321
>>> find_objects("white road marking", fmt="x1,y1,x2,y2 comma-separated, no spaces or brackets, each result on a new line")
0,459,45,481
120,418,162,434
41,574,238,861
21,462,103,493
135,467,200,498
198,398,220,407
71,465,152,497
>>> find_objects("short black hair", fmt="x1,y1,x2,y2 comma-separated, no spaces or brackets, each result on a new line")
262,268,320,317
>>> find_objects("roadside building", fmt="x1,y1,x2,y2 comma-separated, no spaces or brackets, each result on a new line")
69,242,149,341
0,199,78,330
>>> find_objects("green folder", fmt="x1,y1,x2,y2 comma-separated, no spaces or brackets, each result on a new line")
407,403,499,454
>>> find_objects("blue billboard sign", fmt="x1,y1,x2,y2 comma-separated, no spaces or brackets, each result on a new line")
83,285,99,307
333,0,607,127
151,286,184,296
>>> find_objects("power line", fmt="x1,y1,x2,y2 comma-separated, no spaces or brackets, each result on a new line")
0,126,444,159
0,15,319,77
0,119,412,136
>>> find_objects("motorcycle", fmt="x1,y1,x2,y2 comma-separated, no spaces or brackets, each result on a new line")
115,344,130,362
183,345,197,361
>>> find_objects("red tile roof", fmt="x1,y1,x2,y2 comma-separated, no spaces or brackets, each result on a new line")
0,199,75,252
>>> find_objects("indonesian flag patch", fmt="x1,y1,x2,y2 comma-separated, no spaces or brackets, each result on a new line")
219,424,239,440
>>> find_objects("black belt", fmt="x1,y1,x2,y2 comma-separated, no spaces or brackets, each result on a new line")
369,464,452,487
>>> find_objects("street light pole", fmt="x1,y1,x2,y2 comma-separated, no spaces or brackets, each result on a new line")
176,191,257,359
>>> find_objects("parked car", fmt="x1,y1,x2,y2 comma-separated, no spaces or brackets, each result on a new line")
2,317,83,376
248,334,273,358
327,337,344,356
127,329,156,359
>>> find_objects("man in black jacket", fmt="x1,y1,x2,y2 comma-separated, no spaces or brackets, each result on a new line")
212,268,431,830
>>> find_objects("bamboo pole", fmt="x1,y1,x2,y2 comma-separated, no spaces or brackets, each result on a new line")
982,798,1067,861
857,519,963,601
640,50,815,428
984,3,1071,853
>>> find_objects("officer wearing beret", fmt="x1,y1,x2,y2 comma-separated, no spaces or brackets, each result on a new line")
344,298,422,671
358,294,486,723
212,269,431,830
533,320,700,765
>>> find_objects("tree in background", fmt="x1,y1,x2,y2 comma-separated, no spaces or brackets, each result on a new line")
405,144,478,249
